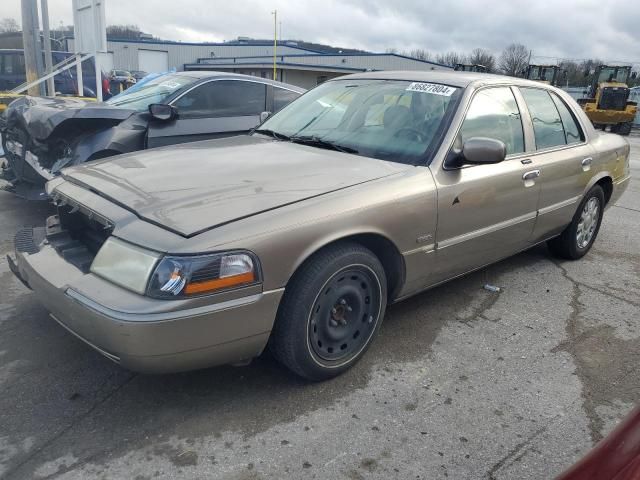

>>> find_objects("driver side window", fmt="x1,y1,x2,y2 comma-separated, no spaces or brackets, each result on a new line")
460,87,524,156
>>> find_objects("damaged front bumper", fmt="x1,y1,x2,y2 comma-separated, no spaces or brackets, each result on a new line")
8,225,282,374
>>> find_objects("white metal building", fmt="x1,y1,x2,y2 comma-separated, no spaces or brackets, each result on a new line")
66,38,452,89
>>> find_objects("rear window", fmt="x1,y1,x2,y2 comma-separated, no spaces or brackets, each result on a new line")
550,93,584,144
273,87,300,112
520,88,566,150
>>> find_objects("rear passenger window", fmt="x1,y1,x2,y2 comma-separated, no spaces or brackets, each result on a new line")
273,87,300,112
460,87,524,156
550,93,584,144
520,88,566,150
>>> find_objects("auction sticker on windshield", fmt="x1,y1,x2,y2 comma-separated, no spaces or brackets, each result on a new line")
406,82,457,96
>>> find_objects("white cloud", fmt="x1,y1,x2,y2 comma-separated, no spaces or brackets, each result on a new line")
2,0,639,64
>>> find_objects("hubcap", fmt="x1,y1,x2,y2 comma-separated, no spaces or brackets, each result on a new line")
576,197,600,249
308,266,381,362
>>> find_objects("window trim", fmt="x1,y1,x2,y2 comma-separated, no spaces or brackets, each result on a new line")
170,78,269,119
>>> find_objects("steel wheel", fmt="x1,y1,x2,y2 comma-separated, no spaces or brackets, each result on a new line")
576,197,600,249
307,265,382,365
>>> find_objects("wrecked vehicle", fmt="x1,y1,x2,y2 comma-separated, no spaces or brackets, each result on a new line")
9,71,630,380
0,71,304,199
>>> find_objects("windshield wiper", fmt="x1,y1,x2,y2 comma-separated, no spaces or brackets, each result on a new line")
290,135,358,154
252,128,290,141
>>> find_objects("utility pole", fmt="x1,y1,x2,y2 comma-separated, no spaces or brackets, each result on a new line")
41,0,55,96
272,10,277,81
21,0,44,96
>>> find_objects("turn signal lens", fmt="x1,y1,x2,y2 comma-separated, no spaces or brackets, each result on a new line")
147,251,260,298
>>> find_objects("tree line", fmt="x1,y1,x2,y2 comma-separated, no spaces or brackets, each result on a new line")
389,43,640,87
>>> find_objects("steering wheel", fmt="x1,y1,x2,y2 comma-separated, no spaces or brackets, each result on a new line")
394,127,425,142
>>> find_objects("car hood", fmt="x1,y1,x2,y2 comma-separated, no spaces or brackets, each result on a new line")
2,96,135,140
61,135,410,237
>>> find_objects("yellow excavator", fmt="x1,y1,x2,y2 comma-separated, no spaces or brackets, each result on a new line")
578,65,637,135
525,65,561,86
454,64,487,73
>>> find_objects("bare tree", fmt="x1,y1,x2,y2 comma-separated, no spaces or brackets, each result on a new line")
385,47,398,54
436,51,467,67
468,48,496,73
407,49,432,61
0,17,20,33
106,24,143,40
499,43,529,76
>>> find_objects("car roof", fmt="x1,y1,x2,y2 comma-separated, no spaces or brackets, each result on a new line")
176,71,306,92
335,70,557,90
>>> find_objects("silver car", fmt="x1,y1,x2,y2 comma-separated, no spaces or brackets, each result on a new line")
9,71,631,381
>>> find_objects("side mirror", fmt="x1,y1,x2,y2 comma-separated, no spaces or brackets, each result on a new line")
149,103,177,121
461,137,506,165
259,111,272,123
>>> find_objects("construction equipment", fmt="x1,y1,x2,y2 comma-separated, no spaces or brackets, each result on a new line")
525,65,561,86
578,65,637,135
454,64,487,73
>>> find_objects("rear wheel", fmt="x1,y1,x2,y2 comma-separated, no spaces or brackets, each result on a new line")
547,185,604,260
270,242,387,381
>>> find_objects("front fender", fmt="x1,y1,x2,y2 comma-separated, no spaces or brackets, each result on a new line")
71,124,145,166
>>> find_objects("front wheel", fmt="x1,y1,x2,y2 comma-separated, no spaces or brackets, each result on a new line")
547,185,604,260
270,242,387,381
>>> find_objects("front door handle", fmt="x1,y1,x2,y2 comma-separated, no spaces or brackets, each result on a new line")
581,157,593,171
522,170,541,181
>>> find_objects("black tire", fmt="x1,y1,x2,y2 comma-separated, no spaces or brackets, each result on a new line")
270,242,387,381
547,185,605,260
618,122,632,136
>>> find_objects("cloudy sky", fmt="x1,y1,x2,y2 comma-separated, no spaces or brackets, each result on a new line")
4,0,639,64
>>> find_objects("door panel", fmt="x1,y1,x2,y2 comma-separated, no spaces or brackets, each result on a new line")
428,86,540,284
517,88,593,242
147,79,267,148
430,160,540,282
530,143,595,241
146,115,260,148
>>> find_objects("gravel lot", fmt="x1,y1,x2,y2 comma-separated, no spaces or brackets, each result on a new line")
1,133,638,480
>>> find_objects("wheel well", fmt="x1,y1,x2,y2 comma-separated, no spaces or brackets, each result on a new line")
313,234,405,301
595,176,613,205
86,149,121,161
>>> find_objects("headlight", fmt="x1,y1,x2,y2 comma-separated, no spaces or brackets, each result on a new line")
147,251,260,298
90,237,161,294
91,238,259,298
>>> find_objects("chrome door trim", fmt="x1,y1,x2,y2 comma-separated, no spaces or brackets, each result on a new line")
437,211,538,250
538,195,581,215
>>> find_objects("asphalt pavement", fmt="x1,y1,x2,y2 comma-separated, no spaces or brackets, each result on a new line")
0,134,639,480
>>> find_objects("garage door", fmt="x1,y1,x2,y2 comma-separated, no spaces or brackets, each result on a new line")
138,50,168,74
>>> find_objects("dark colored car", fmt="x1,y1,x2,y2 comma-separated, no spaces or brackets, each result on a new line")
0,71,304,199
0,49,110,98
556,406,640,479
130,70,148,81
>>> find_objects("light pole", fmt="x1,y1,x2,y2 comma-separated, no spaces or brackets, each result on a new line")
272,10,277,81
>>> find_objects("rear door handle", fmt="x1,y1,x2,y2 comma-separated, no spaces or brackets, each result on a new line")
522,170,541,181
581,157,593,166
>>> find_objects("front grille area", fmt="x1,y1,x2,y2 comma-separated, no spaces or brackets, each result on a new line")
598,87,629,111
44,196,114,272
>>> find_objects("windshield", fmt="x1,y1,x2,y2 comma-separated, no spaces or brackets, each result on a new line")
105,73,197,111
258,79,460,164
598,67,629,84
